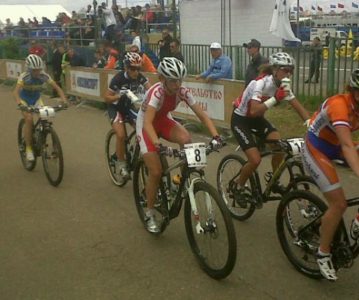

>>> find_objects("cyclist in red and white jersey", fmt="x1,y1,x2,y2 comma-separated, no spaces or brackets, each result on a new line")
231,52,309,204
301,69,359,281
136,57,222,233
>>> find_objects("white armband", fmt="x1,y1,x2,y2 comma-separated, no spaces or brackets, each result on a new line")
264,97,277,109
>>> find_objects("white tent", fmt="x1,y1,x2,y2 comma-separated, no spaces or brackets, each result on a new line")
0,5,70,24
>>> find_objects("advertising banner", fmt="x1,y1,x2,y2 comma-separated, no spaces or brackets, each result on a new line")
70,70,100,97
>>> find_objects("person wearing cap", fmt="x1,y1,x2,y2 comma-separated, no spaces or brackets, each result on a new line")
243,39,268,87
195,42,232,82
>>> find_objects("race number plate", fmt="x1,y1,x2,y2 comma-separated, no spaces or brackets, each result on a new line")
287,138,304,155
184,143,207,167
39,106,55,119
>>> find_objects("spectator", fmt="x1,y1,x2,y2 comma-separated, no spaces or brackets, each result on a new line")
195,42,233,82
27,18,35,28
33,17,39,27
158,28,173,60
86,5,94,20
18,18,26,27
103,41,119,69
131,30,141,50
51,42,65,97
325,32,331,47
305,37,322,84
170,38,184,62
129,44,156,73
5,18,13,35
101,2,117,42
67,48,85,67
93,49,106,68
242,38,268,87
41,17,52,27
113,4,125,25
83,18,95,46
29,40,47,60
144,3,154,32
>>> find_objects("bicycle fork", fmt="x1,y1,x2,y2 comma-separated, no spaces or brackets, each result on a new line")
187,177,214,234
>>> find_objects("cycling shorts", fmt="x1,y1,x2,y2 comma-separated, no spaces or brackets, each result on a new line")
231,112,277,151
107,103,137,125
20,98,44,107
137,115,180,154
301,132,342,193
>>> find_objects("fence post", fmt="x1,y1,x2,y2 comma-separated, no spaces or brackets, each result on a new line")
326,37,335,97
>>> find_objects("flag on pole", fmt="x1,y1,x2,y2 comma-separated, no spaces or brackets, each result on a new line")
311,5,316,10
269,0,301,42
338,3,344,8
353,2,359,8
317,5,323,11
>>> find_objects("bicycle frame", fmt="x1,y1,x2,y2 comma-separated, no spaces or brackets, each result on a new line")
123,122,140,172
234,144,305,204
158,154,209,223
31,117,53,156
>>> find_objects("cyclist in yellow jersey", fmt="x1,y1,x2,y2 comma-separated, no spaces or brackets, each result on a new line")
13,54,67,161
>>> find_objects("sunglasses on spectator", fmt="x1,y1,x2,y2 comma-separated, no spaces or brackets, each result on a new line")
129,66,140,71
279,66,294,74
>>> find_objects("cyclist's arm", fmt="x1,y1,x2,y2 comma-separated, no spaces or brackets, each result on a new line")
144,81,151,90
143,105,160,145
13,83,22,105
248,99,267,117
190,103,219,137
336,126,359,177
289,98,310,121
49,81,67,103
104,89,120,104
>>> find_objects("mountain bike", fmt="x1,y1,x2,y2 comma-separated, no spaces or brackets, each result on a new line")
276,190,359,279
105,90,141,186
217,138,319,221
18,105,66,186
133,143,237,279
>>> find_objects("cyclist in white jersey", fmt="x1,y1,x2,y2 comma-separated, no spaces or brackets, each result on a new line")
231,52,310,203
136,57,222,233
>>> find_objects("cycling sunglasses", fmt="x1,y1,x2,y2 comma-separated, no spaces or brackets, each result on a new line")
279,66,294,74
129,66,140,72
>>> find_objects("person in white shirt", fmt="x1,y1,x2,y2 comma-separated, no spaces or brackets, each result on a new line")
101,3,117,41
131,30,141,51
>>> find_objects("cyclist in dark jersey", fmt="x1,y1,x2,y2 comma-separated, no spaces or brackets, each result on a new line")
13,54,67,161
104,52,151,179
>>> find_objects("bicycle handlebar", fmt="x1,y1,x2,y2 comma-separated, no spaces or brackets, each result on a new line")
157,142,226,159
18,104,67,113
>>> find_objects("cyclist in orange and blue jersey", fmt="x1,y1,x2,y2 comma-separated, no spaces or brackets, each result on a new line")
302,69,359,281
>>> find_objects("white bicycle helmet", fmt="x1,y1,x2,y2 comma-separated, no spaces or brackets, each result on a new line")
157,57,187,80
25,54,44,69
350,69,359,88
269,52,295,67
123,52,142,67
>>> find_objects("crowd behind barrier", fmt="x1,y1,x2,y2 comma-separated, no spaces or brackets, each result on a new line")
0,58,243,129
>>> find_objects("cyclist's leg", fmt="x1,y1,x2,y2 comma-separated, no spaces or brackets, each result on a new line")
163,116,191,146
112,120,126,161
231,115,261,187
302,137,345,280
20,99,34,149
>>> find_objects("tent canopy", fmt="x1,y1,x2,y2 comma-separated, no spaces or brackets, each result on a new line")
0,5,70,24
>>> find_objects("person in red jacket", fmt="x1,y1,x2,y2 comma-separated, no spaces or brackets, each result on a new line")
104,41,119,70
129,44,156,73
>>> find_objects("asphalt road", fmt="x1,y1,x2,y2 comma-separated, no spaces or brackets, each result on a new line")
1,84,359,300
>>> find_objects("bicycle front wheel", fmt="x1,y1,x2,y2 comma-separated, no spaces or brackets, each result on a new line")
41,128,64,186
184,180,237,279
217,154,256,221
17,119,37,171
276,190,327,279
105,129,128,187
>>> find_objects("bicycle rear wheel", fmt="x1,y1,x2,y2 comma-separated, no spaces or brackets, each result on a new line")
184,180,237,279
133,159,168,234
17,119,37,171
41,128,64,186
217,154,256,221
276,190,327,279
